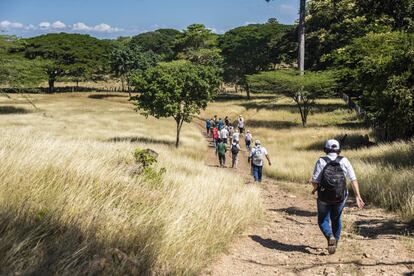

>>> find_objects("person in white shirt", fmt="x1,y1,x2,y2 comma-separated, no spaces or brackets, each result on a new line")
228,126,235,144
309,139,365,255
232,129,240,143
245,130,252,151
220,127,229,144
237,115,245,135
248,140,271,182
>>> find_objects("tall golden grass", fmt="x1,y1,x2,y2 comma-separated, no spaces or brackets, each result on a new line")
203,95,414,219
0,93,262,274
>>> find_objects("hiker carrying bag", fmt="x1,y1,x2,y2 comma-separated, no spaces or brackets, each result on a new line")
318,156,347,203
231,144,239,154
252,148,264,166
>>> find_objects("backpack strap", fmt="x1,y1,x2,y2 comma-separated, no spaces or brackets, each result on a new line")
335,156,344,163
321,156,332,164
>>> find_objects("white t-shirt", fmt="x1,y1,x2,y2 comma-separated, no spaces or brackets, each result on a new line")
312,153,357,183
220,128,229,139
238,118,244,128
250,146,268,166
233,132,240,142
245,133,252,141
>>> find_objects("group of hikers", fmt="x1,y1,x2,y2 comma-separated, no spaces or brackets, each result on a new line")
205,114,271,182
205,115,365,255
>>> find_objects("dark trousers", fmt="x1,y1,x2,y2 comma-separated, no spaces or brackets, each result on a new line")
218,153,226,166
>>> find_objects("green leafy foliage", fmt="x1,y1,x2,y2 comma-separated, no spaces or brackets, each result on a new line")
306,0,414,69
0,35,47,87
23,33,114,91
332,32,414,140
131,60,221,147
219,21,294,97
109,45,158,93
130,29,180,61
247,69,335,126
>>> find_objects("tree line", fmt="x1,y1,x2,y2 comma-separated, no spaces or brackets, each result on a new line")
1,0,413,141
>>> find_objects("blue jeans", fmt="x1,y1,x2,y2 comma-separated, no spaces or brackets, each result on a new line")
317,197,347,241
252,165,263,182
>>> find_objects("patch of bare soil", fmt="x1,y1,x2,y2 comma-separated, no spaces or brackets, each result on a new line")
196,121,414,276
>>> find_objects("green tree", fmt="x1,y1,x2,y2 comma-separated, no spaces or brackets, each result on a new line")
23,33,113,92
219,22,292,98
131,61,221,147
109,45,158,95
332,32,414,140
129,29,180,61
0,35,46,88
247,69,335,126
175,24,218,54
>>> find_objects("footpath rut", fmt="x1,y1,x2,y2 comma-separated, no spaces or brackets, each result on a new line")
196,121,414,276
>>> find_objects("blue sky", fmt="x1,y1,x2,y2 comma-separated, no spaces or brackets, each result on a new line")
0,0,298,38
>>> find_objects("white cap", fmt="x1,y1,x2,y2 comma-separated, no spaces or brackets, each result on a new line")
255,140,261,146
325,139,340,150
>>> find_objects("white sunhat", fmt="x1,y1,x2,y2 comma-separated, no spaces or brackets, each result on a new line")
255,140,261,146
325,139,340,150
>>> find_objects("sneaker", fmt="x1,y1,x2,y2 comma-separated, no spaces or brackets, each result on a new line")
327,236,337,255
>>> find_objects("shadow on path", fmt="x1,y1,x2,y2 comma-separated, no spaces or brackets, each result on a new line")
270,207,317,217
0,106,31,114
249,235,318,255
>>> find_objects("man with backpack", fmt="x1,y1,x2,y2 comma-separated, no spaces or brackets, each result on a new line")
231,140,241,169
205,118,211,137
238,115,245,135
310,139,365,255
248,140,271,182
245,130,252,151
216,139,227,167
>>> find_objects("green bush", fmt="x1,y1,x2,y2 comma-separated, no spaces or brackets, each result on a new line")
333,32,414,140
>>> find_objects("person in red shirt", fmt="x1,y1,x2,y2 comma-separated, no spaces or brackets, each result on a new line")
212,126,219,151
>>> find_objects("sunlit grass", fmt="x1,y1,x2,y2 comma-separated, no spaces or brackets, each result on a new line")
203,94,414,219
0,93,262,274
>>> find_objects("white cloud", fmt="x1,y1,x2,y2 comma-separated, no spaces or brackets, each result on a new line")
0,20,24,30
72,22,92,31
72,22,121,33
51,20,66,29
39,21,51,29
244,21,258,26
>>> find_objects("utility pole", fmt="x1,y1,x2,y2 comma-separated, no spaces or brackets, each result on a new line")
298,0,306,75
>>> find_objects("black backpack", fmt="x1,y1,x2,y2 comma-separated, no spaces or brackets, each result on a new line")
231,144,240,154
318,156,347,203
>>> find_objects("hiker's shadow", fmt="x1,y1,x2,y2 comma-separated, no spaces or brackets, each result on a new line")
250,235,320,255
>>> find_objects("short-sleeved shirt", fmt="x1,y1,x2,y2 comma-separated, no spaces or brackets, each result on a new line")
238,118,244,128
250,146,268,166
233,132,240,142
312,153,357,183
220,128,229,139
217,143,227,155
212,128,219,139
245,133,252,141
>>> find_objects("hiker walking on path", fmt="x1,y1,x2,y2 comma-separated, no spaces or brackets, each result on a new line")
245,130,252,151
225,116,230,127
238,115,245,135
233,129,240,144
248,140,271,182
218,118,224,130
212,126,219,150
216,139,227,167
206,119,211,137
220,126,229,144
228,125,235,145
231,140,241,169
310,139,365,255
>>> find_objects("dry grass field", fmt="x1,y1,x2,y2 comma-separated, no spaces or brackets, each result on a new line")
0,93,262,275
202,94,414,220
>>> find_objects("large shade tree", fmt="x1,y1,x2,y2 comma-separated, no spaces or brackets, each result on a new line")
131,61,221,147
23,33,113,92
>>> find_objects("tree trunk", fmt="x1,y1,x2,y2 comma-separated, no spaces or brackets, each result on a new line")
76,80,79,91
298,0,306,75
245,83,251,100
175,118,184,148
48,78,55,93
121,77,125,92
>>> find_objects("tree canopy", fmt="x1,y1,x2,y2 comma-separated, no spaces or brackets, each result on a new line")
129,29,181,61
131,60,221,147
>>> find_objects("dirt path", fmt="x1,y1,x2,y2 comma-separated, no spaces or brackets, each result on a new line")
196,122,414,276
